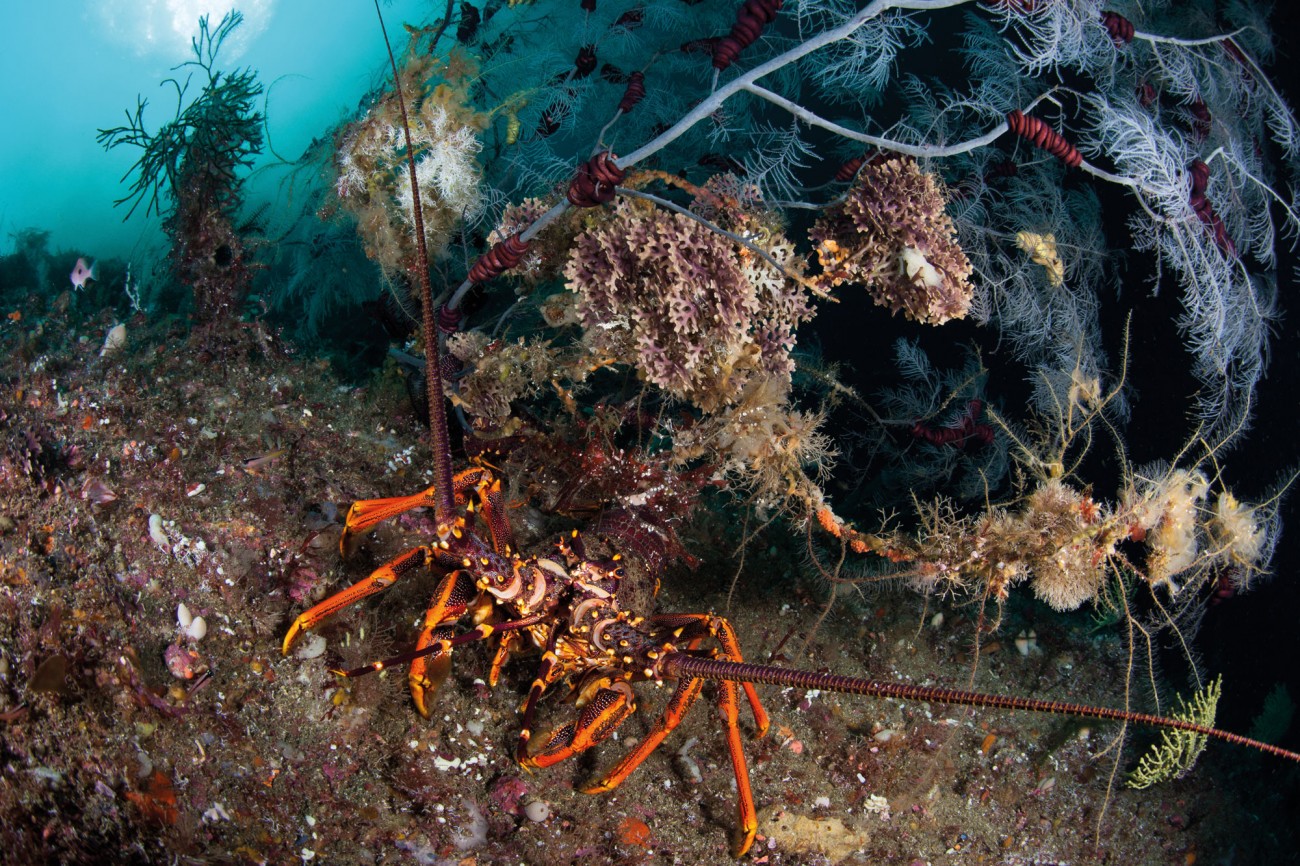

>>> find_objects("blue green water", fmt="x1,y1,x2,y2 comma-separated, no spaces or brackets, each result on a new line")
1,0,426,257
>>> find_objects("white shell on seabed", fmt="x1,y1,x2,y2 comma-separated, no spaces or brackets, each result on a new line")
294,633,328,660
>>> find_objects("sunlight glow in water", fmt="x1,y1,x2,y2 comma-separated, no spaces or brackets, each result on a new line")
97,0,274,59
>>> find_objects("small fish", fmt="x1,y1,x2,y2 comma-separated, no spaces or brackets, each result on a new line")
242,448,287,474
70,257,98,290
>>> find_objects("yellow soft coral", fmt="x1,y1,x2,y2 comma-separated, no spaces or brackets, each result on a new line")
1207,491,1266,571
1016,231,1065,287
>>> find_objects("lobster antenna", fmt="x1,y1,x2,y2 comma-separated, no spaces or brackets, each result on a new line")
332,638,1300,765
374,0,456,525
661,653,1300,765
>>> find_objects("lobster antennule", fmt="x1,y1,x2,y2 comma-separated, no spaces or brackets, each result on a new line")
660,653,1300,764
331,612,551,679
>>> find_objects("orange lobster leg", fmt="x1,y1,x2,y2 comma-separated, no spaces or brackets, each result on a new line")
515,646,566,765
488,630,522,687
582,633,707,794
653,613,770,737
718,675,758,858
581,674,704,794
339,468,499,557
282,545,432,654
330,615,545,679
339,488,441,557
461,468,515,556
523,680,636,769
647,614,767,857
711,616,770,739
409,570,479,717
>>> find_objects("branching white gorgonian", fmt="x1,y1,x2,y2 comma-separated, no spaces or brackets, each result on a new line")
799,5,930,108
742,120,822,203
958,12,1043,115
1087,90,1276,438
989,0,1119,82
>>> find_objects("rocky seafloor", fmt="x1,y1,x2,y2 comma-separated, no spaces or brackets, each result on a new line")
1,300,1296,866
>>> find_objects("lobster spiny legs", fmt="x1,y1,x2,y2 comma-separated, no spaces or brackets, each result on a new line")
457,465,516,556
410,569,479,717
522,679,637,770
642,614,765,856
582,633,708,795
339,468,500,558
581,674,705,794
339,488,441,558
516,638,566,766
718,672,758,858
652,613,770,737
330,614,548,678
488,629,522,687
282,544,433,655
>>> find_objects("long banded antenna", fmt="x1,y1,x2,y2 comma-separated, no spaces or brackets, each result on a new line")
662,653,1300,764
374,0,456,524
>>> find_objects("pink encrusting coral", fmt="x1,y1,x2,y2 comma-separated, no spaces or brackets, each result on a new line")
563,199,812,411
810,157,973,325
